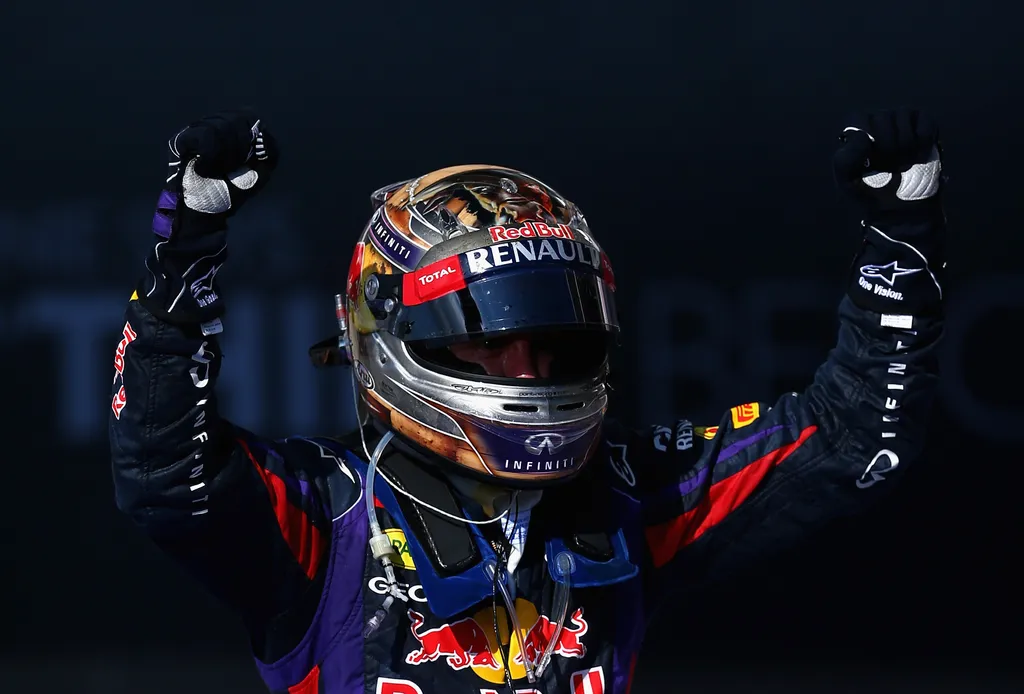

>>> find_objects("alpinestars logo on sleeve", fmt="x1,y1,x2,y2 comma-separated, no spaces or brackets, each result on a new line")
859,261,922,287
858,261,924,302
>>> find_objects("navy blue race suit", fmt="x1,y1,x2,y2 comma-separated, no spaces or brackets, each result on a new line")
110,110,945,694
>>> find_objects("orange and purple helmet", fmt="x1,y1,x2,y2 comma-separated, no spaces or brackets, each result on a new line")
335,165,618,487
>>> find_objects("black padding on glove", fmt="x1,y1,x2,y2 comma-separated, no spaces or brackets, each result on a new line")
833,108,944,228
174,109,273,179
835,109,948,318
136,109,278,326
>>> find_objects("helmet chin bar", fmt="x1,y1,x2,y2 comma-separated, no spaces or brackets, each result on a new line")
376,419,582,491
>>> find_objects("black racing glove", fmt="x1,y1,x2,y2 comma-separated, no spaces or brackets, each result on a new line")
834,108,946,317
138,110,279,332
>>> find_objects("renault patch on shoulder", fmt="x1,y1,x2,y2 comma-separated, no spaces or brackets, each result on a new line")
730,403,760,429
384,528,417,570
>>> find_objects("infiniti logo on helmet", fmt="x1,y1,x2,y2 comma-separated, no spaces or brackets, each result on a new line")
524,433,567,455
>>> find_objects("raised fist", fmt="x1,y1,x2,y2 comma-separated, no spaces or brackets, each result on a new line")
833,108,942,224
142,110,277,328
837,109,948,317
153,109,278,239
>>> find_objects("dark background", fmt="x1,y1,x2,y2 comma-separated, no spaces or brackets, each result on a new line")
3,1,1022,692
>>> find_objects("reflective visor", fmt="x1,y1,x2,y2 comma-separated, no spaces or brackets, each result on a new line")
387,237,618,344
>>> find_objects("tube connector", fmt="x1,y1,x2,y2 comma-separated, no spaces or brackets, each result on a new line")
369,532,397,562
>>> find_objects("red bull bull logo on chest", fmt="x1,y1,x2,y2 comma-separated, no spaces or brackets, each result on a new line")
405,611,499,671
404,598,589,685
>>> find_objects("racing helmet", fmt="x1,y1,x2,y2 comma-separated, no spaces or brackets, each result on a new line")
337,165,619,487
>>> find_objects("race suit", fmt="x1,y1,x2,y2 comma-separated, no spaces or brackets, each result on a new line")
110,220,943,694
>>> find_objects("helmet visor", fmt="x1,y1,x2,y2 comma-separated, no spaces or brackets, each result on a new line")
385,247,618,346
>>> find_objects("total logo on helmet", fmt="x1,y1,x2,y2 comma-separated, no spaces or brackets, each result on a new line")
404,598,588,685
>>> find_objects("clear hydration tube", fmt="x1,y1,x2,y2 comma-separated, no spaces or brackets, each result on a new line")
363,430,402,638
533,551,575,679
487,559,535,683
485,551,574,683
355,373,515,638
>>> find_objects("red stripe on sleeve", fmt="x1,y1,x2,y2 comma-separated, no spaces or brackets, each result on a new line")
239,439,326,580
645,425,818,568
287,664,321,694
625,652,638,694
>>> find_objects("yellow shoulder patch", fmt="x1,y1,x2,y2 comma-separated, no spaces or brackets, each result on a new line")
129,290,139,301
730,402,760,429
384,528,416,570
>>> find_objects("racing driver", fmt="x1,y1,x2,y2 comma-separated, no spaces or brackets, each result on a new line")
110,108,946,694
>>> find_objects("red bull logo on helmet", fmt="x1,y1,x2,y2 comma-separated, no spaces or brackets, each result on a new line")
404,599,589,685
488,221,576,243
